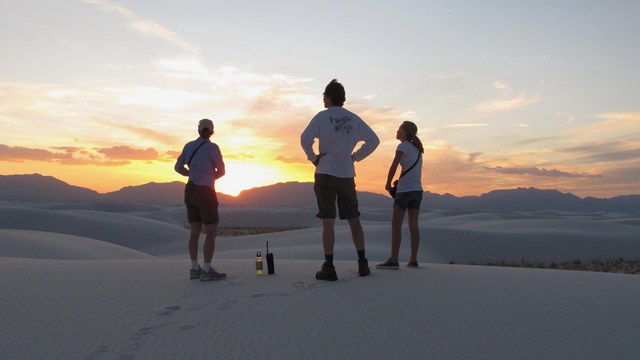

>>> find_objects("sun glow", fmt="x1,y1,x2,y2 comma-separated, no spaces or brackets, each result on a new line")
215,162,291,196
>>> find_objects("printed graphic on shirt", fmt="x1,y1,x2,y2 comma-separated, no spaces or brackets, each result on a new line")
330,116,353,134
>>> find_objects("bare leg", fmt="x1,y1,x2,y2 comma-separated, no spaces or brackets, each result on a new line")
407,209,420,263
188,222,203,261
203,223,218,264
321,218,336,256
390,206,406,263
347,216,365,251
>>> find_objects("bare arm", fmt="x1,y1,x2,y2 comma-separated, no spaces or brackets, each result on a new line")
385,150,404,191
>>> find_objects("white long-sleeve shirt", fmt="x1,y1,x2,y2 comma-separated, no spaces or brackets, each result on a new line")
300,106,380,178
174,138,225,189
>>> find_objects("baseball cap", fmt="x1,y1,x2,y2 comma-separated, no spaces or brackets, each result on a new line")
198,118,214,132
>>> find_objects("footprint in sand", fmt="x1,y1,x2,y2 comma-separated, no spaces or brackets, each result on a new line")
157,305,180,316
291,281,305,288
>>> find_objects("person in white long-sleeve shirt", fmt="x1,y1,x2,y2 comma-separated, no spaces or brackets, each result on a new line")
300,79,380,281
175,118,226,281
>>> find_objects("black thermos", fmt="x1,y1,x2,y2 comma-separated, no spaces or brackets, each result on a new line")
266,241,275,275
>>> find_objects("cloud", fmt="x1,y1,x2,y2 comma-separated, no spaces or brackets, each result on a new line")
483,166,602,179
594,111,640,122
493,81,509,90
154,57,211,81
473,93,541,114
468,152,482,163
100,121,181,145
81,0,197,53
275,155,307,164
435,123,489,130
0,144,166,165
107,85,211,109
96,146,159,160
0,144,62,162
560,140,640,163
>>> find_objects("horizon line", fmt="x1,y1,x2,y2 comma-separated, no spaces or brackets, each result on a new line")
1,173,638,200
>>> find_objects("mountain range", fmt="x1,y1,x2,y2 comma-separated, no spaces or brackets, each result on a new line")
1,174,638,212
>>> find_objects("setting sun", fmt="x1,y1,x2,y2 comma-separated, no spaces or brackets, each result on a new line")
214,161,303,196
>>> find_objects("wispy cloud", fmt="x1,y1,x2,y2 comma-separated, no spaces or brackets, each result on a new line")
101,121,181,145
428,123,489,132
81,0,197,53
154,57,212,81
0,144,168,165
493,81,509,90
473,93,541,114
96,146,158,160
483,166,602,179
560,139,640,163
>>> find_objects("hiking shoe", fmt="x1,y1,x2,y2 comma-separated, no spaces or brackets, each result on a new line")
190,267,202,280
406,261,419,268
315,262,338,281
201,268,227,281
358,258,371,277
376,259,399,270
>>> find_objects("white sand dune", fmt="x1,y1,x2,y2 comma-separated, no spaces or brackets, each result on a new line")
0,229,151,260
1,202,640,359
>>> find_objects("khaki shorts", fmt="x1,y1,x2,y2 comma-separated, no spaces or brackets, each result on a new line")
313,173,360,220
184,182,219,224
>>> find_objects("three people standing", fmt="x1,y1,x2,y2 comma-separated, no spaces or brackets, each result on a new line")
175,80,423,282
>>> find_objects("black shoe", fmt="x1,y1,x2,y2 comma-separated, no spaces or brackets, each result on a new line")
376,258,400,270
358,258,371,277
189,267,202,280
406,261,419,268
201,268,227,281
315,262,338,281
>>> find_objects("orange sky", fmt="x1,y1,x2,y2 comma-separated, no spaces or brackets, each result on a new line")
1,1,639,198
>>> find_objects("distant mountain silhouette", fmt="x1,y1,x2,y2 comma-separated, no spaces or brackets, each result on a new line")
1,174,638,212
102,181,234,205
231,181,315,207
0,174,100,202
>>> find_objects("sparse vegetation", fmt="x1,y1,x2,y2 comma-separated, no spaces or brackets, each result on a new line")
217,226,305,237
449,257,640,275
181,225,306,236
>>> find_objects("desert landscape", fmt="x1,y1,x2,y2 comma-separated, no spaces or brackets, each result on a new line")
1,176,639,359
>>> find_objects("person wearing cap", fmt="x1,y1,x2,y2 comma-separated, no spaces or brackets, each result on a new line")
175,118,226,281
300,79,380,281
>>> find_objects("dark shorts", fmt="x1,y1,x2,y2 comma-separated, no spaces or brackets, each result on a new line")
314,173,360,220
393,191,423,211
184,182,219,224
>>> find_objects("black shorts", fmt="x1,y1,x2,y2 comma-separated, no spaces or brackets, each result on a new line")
314,173,360,220
393,191,423,211
184,182,219,224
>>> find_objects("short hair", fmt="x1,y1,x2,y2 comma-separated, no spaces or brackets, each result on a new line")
324,79,346,107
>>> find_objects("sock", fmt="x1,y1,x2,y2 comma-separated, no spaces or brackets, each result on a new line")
324,254,334,265
203,263,211,272
357,250,366,260
191,260,200,270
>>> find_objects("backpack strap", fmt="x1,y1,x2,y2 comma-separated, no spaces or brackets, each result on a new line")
399,152,421,179
187,140,208,166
